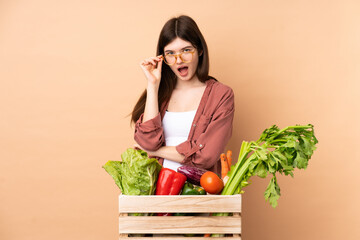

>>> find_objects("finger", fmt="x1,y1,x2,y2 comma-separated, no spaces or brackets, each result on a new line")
134,143,142,150
143,59,152,65
141,57,153,64
140,62,150,72
151,56,163,63
142,58,154,66
140,60,151,66
156,56,163,70
147,58,156,65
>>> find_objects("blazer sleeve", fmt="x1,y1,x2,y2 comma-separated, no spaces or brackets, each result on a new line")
176,88,235,170
134,113,165,151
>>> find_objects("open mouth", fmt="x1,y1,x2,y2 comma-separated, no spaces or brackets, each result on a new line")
177,66,189,77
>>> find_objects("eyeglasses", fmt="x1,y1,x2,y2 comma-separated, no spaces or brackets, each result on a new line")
162,48,196,65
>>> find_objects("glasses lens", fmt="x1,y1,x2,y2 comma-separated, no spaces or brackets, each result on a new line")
164,55,176,65
181,52,193,63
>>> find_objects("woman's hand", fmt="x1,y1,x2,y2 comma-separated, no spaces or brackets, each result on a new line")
140,55,163,86
140,56,162,122
134,143,185,163
134,143,157,157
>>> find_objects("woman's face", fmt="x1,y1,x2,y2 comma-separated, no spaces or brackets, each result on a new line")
163,37,200,82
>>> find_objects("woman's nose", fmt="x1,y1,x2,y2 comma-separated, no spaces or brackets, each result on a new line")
175,55,183,64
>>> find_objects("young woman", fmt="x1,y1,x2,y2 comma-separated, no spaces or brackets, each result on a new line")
132,15,234,176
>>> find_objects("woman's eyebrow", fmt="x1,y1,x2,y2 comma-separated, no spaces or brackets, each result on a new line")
164,46,193,52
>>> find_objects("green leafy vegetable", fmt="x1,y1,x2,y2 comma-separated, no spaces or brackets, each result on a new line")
222,124,318,207
103,148,162,195
103,148,162,236
211,124,318,237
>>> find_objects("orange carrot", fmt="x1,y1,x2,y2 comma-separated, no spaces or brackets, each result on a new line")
220,153,229,179
226,150,233,168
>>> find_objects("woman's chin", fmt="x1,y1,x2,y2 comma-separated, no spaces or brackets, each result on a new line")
176,72,196,81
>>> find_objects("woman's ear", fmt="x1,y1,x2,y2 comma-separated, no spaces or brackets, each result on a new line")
198,49,203,56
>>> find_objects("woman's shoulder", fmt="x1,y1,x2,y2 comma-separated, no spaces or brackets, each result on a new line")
202,78,234,115
207,78,234,97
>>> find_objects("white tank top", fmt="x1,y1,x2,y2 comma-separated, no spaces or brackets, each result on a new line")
162,109,197,171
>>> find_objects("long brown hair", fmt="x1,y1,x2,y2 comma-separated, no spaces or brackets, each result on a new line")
131,15,214,124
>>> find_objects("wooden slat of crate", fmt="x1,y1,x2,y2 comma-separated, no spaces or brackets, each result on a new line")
118,195,241,213
118,215,241,234
232,213,241,238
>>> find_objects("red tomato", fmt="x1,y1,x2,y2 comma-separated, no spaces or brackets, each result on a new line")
200,171,224,194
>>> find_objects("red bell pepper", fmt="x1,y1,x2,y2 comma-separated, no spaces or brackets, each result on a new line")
155,168,187,216
156,168,187,195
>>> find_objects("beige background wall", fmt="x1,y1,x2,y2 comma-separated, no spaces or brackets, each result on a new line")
1,1,359,239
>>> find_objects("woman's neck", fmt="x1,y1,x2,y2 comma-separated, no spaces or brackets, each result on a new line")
175,76,205,90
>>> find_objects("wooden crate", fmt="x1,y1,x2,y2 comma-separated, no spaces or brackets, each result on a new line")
119,194,241,239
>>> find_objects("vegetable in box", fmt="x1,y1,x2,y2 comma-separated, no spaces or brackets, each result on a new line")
102,148,162,195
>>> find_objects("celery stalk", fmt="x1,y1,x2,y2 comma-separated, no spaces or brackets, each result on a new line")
221,124,318,206
210,125,317,237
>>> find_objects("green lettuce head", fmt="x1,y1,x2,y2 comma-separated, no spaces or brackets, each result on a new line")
103,148,162,195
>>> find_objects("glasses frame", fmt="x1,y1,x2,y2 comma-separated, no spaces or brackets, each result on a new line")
161,48,196,66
